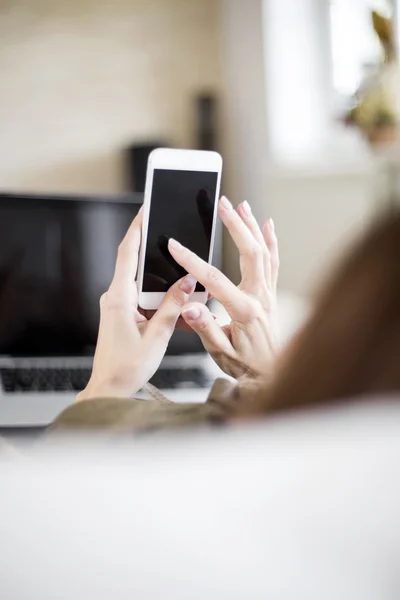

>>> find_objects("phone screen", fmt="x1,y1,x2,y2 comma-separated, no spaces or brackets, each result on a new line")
143,169,218,292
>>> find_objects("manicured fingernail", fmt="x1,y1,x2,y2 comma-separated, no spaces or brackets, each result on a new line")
220,196,233,211
180,275,196,294
270,218,275,231
169,238,183,251
183,307,201,321
242,200,251,216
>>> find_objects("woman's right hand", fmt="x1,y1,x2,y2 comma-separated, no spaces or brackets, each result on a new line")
168,197,280,379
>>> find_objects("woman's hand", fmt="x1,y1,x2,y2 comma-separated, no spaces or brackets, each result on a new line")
77,209,196,402
168,197,279,379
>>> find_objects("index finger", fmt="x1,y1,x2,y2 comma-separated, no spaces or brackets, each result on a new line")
168,238,252,322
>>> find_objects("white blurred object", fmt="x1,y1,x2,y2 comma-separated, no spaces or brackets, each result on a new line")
1,399,400,599
264,0,327,162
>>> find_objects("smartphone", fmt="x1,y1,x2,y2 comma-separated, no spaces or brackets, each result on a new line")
137,148,222,310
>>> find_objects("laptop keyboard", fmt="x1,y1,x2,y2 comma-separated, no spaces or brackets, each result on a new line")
0,368,92,393
0,366,210,393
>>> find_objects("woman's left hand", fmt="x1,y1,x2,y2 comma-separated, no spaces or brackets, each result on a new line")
77,208,196,402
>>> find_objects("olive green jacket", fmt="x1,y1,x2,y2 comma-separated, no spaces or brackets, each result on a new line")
0,376,261,456
46,351,266,435
48,374,262,435
48,380,237,434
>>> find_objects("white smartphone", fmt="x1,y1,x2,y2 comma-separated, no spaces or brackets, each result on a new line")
137,148,223,310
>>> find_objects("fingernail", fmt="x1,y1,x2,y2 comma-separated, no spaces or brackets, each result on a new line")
180,275,196,294
270,218,275,231
169,238,183,251
183,307,201,321
242,200,251,216
220,196,233,211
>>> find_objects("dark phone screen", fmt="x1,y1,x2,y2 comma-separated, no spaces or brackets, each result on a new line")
143,169,218,292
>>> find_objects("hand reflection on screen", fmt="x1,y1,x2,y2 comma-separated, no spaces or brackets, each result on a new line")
157,234,187,279
196,188,214,241
144,188,215,292
141,187,215,327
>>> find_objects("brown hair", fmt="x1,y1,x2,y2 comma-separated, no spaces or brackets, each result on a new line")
247,210,400,416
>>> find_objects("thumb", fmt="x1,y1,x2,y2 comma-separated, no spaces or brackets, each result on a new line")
182,302,233,356
144,275,197,345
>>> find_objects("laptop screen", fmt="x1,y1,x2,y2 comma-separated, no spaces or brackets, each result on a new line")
0,193,205,357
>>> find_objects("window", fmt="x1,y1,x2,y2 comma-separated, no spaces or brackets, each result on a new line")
263,0,395,164
263,0,329,161
330,0,393,98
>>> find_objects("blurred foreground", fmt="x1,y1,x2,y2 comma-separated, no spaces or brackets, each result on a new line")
1,399,400,600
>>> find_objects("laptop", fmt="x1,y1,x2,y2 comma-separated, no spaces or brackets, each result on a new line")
0,192,222,428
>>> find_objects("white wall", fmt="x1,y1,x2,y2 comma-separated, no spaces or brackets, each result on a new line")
0,0,222,193
218,0,269,281
268,168,379,297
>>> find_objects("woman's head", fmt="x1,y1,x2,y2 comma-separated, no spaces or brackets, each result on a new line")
249,210,400,415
